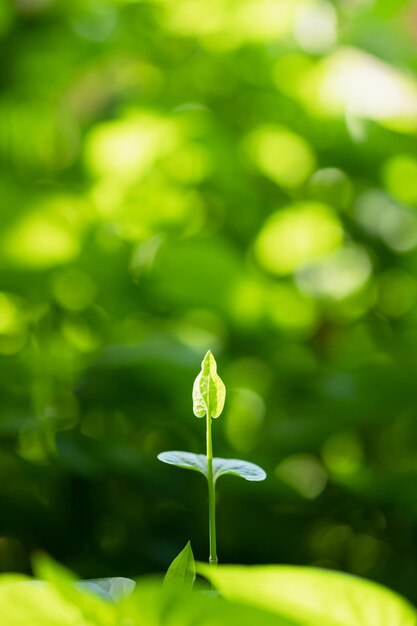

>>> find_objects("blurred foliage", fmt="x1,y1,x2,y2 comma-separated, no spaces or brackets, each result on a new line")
2,0,417,605
1,554,416,626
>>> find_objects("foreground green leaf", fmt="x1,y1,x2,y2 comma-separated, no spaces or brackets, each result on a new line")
0,557,135,626
158,451,266,483
164,541,196,592
0,576,115,626
122,578,299,626
198,564,417,626
0,572,295,626
31,554,118,625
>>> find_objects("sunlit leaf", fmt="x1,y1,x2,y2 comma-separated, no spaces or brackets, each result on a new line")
198,564,417,626
33,552,76,585
164,541,196,592
0,577,115,626
0,572,299,626
123,578,298,626
31,553,115,624
193,350,226,418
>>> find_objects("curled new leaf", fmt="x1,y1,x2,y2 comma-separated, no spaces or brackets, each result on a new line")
192,351,226,419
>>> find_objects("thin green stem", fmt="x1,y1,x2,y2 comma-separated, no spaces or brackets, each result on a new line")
206,411,218,566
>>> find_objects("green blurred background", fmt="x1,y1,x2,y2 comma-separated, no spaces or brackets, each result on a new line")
2,0,417,603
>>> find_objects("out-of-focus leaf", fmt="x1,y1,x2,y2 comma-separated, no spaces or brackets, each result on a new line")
121,577,300,626
30,553,116,625
198,564,417,626
77,577,136,602
0,577,115,626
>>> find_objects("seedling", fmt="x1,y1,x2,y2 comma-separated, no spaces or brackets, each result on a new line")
158,351,266,566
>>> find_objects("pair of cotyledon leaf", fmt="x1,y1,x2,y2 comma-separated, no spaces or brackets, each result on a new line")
157,450,266,482
158,351,266,483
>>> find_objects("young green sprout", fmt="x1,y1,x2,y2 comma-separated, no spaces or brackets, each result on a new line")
158,351,266,566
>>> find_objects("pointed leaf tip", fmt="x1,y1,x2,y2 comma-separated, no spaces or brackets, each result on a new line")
164,541,196,592
192,351,226,418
